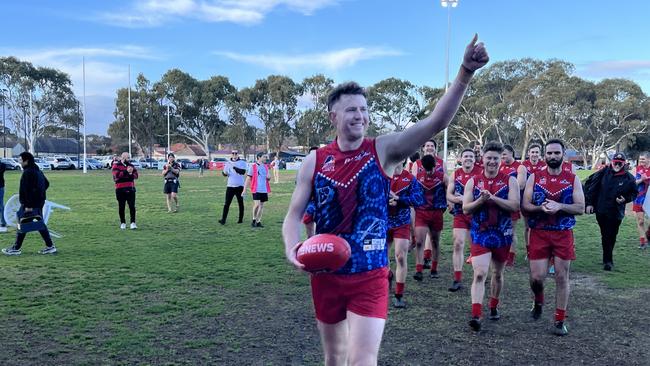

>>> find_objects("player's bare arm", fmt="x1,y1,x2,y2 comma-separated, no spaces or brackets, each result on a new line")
282,152,316,270
462,178,487,214
446,171,462,204
376,34,489,172
489,176,520,212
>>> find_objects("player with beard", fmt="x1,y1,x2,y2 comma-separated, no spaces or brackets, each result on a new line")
522,139,584,336
412,149,448,280
500,144,522,267
463,142,519,331
388,161,425,307
446,148,481,291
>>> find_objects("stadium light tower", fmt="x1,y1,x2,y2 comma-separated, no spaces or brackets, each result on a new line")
0,88,6,158
441,0,458,170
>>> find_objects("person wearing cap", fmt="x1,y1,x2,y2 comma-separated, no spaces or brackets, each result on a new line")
162,153,182,213
584,152,637,271
219,150,248,225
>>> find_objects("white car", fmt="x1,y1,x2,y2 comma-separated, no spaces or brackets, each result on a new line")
34,158,51,170
44,156,72,170
1,158,22,170
130,160,142,170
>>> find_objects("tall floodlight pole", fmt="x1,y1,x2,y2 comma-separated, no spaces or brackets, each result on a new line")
1,89,5,158
441,0,458,170
83,57,88,173
128,64,132,157
167,103,171,154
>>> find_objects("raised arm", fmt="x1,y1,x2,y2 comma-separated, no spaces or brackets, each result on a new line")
376,34,489,170
282,152,317,270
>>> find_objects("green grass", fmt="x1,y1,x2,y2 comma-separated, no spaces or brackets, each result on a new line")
0,168,648,364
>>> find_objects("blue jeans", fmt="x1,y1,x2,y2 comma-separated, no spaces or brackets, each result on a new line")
0,187,6,227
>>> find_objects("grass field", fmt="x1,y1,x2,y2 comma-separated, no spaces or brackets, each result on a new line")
0,169,648,365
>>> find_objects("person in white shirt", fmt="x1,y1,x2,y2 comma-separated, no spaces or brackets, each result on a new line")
218,150,248,225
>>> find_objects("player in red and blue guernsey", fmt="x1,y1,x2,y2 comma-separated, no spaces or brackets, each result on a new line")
500,144,522,267
412,143,447,280
388,161,424,308
517,143,546,257
522,139,585,336
462,142,519,332
446,148,481,291
283,35,489,365
633,152,650,249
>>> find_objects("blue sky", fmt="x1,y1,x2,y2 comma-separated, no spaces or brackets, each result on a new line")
2,0,649,134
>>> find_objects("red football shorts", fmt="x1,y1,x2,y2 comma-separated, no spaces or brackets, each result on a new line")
415,209,444,232
470,244,511,263
452,214,471,230
633,204,644,213
388,224,411,243
528,229,576,261
310,267,389,324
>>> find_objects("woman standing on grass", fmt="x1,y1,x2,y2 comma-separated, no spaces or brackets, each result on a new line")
113,152,139,230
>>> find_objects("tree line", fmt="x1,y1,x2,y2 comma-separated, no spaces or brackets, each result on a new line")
2,56,648,165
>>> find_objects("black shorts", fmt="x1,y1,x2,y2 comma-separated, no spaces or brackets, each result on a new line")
163,180,179,194
252,193,268,202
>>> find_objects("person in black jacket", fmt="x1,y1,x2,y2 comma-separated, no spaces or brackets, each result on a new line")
2,152,56,255
0,159,7,232
584,152,637,270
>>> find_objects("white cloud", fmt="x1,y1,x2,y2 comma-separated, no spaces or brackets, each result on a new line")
579,60,650,78
214,47,403,72
95,0,340,27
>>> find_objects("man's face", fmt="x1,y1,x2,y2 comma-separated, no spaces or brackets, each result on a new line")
259,154,268,163
474,144,482,155
501,150,514,164
528,147,541,162
168,156,175,163
483,150,501,174
612,159,625,172
640,155,648,166
121,153,130,162
461,151,475,169
19,157,27,168
231,152,239,160
329,94,369,141
423,141,437,156
545,143,564,169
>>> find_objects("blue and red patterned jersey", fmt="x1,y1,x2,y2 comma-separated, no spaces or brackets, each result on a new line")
311,138,391,274
523,160,547,179
562,161,574,174
451,165,482,216
635,165,650,206
470,172,513,248
526,169,577,231
499,160,521,179
388,169,424,228
415,158,447,210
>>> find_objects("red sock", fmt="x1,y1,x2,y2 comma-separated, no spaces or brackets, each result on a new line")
641,237,647,245
489,297,499,310
454,271,462,282
431,261,438,272
534,293,544,304
555,308,566,322
395,282,405,296
424,249,432,260
471,303,482,318
416,264,423,273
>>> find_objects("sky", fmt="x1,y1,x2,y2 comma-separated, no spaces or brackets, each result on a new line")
1,0,649,135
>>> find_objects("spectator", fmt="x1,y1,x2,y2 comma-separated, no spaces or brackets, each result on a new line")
163,153,181,213
244,152,271,228
271,155,281,184
219,150,248,225
2,152,56,255
113,152,139,230
584,152,637,270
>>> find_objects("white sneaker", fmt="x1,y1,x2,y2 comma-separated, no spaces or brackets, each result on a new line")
0,226,7,233
120,223,126,230
130,223,137,230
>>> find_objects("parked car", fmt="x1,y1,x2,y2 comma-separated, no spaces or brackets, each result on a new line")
99,156,116,168
68,156,80,169
177,158,198,169
139,158,159,169
1,158,22,170
209,157,228,170
44,156,72,170
130,160,142,170
34,158,51,170
86,158,103,169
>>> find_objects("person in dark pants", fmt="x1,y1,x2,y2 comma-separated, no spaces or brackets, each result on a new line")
2,152,56,255
112,152,139,230
584,152,637,271
0,159,7,233
219,150,248,225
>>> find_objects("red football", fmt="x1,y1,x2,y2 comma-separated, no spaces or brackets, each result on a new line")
297,234,351,273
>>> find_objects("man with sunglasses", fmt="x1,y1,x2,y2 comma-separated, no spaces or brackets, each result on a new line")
585,152,637,271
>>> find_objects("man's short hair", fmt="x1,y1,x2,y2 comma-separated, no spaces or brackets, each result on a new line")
545,138,565,151
256,152,265,159
461,148,475,156
421,154,436,171
410,152,420,162
167,153,175,158
19,152,35,165
528,143,542,152
309,146,319,153
483,141,504,154
327,82,366,111
426,139,437,149
641,151,650,158
503,144,515,156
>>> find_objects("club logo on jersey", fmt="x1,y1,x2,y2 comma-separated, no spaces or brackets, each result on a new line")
540,177,547,185
322,155,336,172
560,179,570,184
